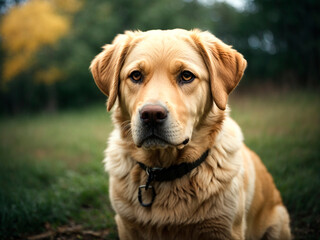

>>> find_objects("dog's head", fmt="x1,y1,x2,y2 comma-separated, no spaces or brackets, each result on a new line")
90,29,246,150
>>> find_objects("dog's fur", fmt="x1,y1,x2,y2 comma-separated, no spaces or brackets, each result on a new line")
90,29,291,240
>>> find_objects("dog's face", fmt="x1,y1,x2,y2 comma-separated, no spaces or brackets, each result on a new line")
90,29,246,149
119,31,211,149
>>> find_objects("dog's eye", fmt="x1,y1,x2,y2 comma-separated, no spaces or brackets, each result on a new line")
130,70,143,82
180,71,195,83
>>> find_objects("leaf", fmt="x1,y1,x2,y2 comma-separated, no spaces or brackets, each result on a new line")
35,67,63,85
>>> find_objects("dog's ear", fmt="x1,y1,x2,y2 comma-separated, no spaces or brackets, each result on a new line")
90,33,132,111
192,30,247,110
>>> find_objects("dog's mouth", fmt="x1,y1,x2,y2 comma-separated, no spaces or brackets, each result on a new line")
137,135,189,149
138,135,169,149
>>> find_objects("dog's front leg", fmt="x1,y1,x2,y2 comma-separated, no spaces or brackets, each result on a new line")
115,215,139,240
198,217,245,240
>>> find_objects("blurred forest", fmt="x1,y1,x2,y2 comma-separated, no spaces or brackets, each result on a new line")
0,0,319,114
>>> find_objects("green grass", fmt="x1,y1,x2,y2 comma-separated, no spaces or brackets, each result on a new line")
0,106,116,239
0,91,319,239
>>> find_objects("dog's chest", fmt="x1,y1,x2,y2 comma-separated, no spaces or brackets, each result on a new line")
109,169,241,229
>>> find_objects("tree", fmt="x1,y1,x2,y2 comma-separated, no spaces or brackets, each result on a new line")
0,0,82,112
240,0,320,87
0,0,72,82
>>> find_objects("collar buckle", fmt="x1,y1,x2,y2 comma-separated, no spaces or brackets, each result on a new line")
138,185,156,207
138,167,162,207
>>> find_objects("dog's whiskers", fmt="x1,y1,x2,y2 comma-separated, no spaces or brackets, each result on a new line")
120,120,132,136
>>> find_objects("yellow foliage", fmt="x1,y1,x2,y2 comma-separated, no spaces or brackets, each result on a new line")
53,0,83,14
35,67,63,85
2,52,34,81
0,0,82,83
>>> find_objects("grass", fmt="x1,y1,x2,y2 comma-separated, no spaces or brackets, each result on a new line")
0,91,319,239
0,106,117,239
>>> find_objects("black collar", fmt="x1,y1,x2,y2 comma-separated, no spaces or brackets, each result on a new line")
137,149,209,207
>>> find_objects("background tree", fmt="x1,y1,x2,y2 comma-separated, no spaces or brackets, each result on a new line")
236,0,320,87
0,0,81,112
0,0,70,82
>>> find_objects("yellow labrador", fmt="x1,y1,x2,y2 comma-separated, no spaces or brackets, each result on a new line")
90,29,291,240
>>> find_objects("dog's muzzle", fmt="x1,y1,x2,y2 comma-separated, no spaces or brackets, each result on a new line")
133,103,189,149
136,104,169,148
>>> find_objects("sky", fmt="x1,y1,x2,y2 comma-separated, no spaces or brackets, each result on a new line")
222,0,246,9
199,0,247,10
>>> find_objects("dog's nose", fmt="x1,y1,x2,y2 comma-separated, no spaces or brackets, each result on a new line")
140,105,167,124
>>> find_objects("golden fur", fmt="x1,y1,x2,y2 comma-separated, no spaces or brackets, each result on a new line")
90,29,291,240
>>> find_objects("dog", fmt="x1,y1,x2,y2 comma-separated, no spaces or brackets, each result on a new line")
90,29,291,240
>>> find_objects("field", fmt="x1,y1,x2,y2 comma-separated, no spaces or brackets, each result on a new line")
0,91,319,239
